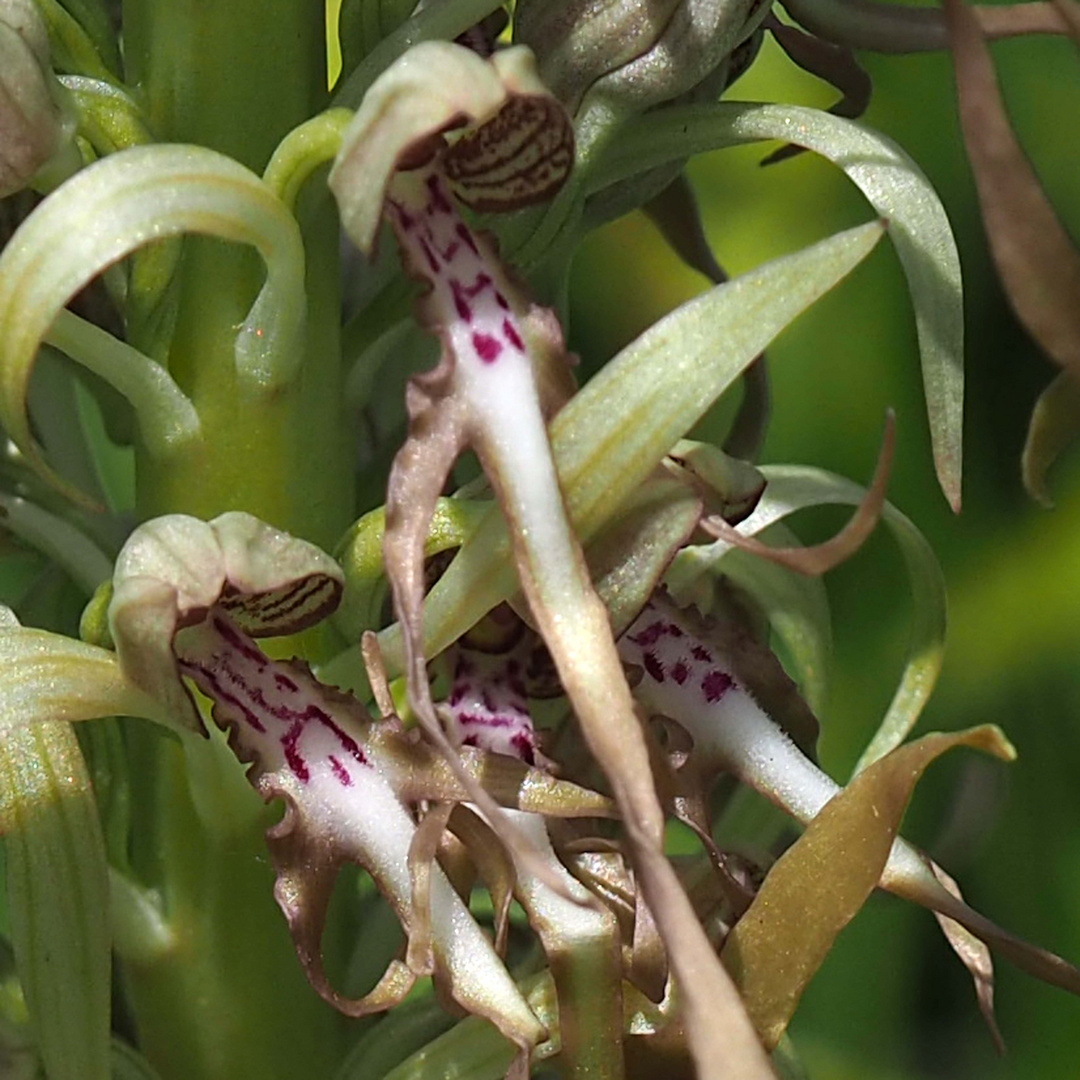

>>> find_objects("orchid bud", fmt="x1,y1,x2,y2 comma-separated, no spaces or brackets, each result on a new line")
514,0,768,116
0,0,74,196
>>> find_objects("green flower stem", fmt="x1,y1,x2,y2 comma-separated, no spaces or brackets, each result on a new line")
111,4,353,1079
119,734,343,1080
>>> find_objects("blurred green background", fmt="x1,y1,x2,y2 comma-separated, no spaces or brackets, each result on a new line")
568,25,1080,1080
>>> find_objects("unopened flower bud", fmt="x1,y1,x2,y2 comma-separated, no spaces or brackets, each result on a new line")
515,0,768,116
0,0,74,196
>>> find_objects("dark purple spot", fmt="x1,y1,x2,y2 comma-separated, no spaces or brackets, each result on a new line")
511,732,536,765
481,690,496,713
274,672,298,692
179,661,267,733
455,222,479,254
281,720,309,783
449,687,465,706
472,332,503,363
305,707,368,767
462,735,479,748
457,711,513,729
502,319,524,351
667,624,684,638
449,279,472,321
389,199,414,231
630,621,665,647
671,661,689,686
692,645,713,663
426,174,452,214
328,755,352,787
465,272,493,298
642,651,665,683
438,240,461,262
417,237,440,274
212,616,267,669
494,291,510,310
702,670,733,704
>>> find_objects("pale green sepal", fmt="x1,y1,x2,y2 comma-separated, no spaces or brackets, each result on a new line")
0,144,305,498
379,220,885,672
588,101,965,511
329,41,550,254
0,722,110,1080
0,613,172,731
735,465,946,773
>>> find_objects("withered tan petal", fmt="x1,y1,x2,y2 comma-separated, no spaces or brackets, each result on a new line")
721,725,1015,1049
700,411,894,576
946,0,1080,384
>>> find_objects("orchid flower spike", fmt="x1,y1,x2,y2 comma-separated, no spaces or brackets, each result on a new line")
329,42,776,1078
107,512,575,1057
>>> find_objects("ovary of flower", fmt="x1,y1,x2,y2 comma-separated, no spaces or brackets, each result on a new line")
174,611,544,1044
618,595,929,887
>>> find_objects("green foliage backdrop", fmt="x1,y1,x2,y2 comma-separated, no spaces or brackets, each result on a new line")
569,31,1080,1079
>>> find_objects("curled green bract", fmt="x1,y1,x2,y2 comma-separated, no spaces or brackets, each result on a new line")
585,100,965,512
0,143,306,501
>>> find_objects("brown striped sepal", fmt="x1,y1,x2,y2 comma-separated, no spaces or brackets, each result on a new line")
108,512,344,730
442,92,574,213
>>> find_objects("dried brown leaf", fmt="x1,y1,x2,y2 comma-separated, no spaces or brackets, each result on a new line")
701,411,894,575
946,0,1080,382
1050,0,1080,40
781,0,1073,53
266,802,417,1016
1021,371,1080,507
448,806,516,955
721,725,1014,1049
407,802,455,975
929,860,1006,1054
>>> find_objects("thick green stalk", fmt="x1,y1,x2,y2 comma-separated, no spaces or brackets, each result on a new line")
122,0,350,549
120,733,343,1080
113,3,354,1078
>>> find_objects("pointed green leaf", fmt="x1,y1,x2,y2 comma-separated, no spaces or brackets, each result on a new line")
0,722,110,1080
587,101,965,510
378,220,884,671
